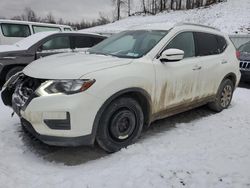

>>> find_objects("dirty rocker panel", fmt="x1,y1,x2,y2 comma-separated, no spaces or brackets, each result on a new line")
152,96,215,121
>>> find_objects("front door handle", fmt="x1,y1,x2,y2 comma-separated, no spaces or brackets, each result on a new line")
192,66,202,71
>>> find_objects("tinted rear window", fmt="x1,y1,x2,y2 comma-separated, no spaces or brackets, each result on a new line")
74,36,105,48
1,23,31,37
195,32,219,56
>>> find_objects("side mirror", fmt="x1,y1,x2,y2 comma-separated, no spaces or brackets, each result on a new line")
160,48,184,62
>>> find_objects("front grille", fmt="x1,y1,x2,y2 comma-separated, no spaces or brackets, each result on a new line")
12,76,45,110
240,61,250,71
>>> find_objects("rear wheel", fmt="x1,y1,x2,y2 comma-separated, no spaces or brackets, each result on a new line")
208,79,234,112
96,97,144,153
5,66,24,81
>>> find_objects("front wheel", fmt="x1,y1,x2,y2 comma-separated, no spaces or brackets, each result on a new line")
208,79,234,112
96,97,144,153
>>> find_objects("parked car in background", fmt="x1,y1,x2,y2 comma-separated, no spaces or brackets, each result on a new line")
1,23,240,153
238,41,250,82
0,31,106,88
0,19,73,45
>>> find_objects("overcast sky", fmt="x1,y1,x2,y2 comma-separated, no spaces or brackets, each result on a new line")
0,0,113,22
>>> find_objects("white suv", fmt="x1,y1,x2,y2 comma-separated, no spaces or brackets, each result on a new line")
1,23,241,152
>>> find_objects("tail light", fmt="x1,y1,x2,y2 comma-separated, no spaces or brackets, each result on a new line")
236,51,240,60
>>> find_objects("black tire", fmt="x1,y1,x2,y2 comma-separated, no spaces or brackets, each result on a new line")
208,79,234,112
5,66,24,81
96,97,144,153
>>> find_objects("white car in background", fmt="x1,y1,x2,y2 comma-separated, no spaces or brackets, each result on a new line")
1,23,241,153
0,19,73,45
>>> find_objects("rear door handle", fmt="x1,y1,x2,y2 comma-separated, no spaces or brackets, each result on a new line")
192,66,202,71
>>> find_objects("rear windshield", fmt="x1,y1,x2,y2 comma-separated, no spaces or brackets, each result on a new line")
238,42,250,53
1,23,31,37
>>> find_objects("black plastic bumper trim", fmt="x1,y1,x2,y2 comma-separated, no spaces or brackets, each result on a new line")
21,118,94,147
44,112,71,130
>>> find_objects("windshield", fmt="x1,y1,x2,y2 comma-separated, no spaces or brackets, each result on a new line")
88,30,168,58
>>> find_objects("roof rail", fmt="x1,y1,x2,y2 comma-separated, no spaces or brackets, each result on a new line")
175,22,220,31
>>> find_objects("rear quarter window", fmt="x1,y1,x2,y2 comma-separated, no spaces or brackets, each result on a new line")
216,35,227,53
1,23,31,37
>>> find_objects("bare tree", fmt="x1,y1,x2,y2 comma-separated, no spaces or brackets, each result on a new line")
44,13,56,24
112,0,126,20
128,0,131,16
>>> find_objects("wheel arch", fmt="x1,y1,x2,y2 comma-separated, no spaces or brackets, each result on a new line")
90,87,152,144
222,72,237,89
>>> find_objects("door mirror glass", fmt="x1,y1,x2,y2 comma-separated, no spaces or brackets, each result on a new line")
160,48,184,61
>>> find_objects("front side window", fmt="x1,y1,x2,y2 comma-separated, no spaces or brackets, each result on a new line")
88,30,168,58
40,36,70,51
165,32,195,58
195,32,220,56
1,23,31,37
33,25,61,33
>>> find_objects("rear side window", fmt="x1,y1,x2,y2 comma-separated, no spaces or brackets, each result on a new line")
74,36,105,48
165,32,195,58
195,32,223,56
33,25,61,33
41,36,70,51
1,23,31,37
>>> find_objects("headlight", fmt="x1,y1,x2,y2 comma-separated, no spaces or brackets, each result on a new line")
36,79,96,96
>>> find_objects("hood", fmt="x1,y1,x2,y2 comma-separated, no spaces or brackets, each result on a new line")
0,45,23,53
23,53,132,79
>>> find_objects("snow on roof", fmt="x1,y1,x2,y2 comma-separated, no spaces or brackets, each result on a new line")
14,31,58,50
83,0,250,34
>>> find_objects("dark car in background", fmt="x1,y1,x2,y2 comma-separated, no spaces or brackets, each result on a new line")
0,31,106,88
238,41,250,82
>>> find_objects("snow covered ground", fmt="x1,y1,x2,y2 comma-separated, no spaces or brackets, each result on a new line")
0,86,250,188
84,0,250,34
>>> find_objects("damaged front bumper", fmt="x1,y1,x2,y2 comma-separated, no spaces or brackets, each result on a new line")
1,74,104,147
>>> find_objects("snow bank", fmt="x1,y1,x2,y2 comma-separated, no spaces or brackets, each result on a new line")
0,88,250,187
83,0,250,34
